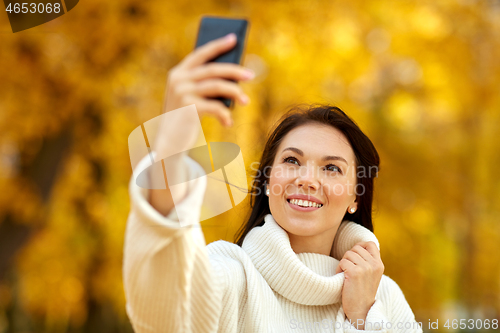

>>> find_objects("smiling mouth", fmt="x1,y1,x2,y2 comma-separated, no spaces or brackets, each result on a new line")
286,198,323,208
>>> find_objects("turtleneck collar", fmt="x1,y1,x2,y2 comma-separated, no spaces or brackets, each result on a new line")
241,214,380,306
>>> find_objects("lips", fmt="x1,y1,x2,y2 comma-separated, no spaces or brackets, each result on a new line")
285,193,325,211
286,194,323,205
287,198,323,209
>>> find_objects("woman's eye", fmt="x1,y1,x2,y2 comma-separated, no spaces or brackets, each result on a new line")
326,164,341,173
282,157,341,173
283,156,299,165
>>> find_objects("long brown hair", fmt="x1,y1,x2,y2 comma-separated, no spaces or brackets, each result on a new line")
235,103,380,246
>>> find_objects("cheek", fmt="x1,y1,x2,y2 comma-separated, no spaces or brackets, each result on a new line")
269,166,290,192
322,179,357,202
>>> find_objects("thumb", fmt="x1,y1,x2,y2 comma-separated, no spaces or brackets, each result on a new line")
335,262,343,275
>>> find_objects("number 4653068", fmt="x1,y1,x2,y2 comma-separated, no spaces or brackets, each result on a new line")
6,2,62,14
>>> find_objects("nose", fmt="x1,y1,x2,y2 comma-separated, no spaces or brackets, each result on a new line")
294,162,320,190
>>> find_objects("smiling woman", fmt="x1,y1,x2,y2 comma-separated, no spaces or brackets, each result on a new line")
235,105,380,251
269,122,365,256
123,33,422,333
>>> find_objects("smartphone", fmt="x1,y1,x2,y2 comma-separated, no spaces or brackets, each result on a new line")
194,16,250,109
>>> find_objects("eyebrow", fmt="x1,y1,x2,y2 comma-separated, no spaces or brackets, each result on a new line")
281,147,348,164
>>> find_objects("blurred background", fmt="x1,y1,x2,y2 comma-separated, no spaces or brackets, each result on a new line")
1,0,500,332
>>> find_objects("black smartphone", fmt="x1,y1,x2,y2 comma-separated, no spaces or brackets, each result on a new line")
194,16,250,109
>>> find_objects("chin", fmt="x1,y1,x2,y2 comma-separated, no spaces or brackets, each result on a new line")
279,216,325,237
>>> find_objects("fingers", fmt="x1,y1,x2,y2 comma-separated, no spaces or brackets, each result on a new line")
355,241,381,260
164,34,253,122
191,97,233,127
350,245,375,263
350,242,385,275
337,257,356,273
344,249,366,265
182,33,238,70
188,62,254,82
194,79,249,105
339,241,380,269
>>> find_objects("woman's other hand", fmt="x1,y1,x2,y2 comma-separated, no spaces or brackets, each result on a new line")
335,241,385,330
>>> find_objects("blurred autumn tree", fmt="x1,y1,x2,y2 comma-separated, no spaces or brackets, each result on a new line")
0,0,499,332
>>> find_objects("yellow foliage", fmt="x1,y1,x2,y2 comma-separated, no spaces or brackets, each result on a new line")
1,0,499,331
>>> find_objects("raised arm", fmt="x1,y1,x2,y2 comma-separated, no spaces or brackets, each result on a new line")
123,34,253,332
124,152,220,332
149,32,252,217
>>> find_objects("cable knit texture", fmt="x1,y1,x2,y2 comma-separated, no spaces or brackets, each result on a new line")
123,154,423,332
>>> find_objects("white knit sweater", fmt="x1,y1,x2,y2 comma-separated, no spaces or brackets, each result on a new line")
123,154,423,333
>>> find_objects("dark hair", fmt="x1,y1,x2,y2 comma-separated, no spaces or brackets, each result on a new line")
235,103,380,246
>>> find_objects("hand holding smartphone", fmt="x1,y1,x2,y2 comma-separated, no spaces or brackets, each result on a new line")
194,16,250,109
151,18,251,216
162,16,252,128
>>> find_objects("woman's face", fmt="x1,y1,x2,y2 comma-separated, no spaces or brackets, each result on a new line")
268,122,359,239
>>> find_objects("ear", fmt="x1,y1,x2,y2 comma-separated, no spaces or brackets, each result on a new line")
348,199,358,214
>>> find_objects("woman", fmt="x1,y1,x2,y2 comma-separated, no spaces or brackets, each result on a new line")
123,33,423,332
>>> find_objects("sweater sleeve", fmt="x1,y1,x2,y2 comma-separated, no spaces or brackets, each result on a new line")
123,153,225,333
344,276,423,333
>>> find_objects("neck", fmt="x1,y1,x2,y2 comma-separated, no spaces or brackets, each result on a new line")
288,225,340,256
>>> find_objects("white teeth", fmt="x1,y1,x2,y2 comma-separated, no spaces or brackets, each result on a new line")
288,198,323,208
